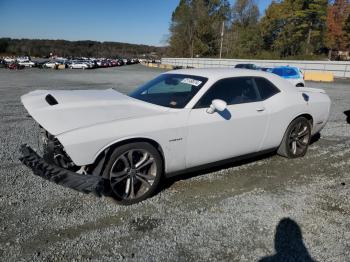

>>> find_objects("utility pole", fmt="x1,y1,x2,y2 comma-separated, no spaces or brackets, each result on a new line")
219,21,224,59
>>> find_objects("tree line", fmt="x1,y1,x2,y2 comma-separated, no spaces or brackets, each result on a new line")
0,38,166,58
167,0,350,59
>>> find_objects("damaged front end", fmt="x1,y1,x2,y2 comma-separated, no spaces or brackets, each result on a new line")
19,129,109,197
41,129,76,170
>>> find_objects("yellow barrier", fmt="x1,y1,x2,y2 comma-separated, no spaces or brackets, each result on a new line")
304,71,334,82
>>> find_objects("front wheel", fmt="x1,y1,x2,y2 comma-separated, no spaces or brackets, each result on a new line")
104,142,163,205
277,117,311,158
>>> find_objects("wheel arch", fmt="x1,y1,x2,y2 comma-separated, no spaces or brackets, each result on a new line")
91,137,166,174
278,113,314,148
294,113,313,127
277,113,313,158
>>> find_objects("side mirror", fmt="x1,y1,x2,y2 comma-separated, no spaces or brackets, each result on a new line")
206,99,227,114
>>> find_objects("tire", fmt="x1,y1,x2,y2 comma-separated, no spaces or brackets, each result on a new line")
277,117,311,158
103,142,163,205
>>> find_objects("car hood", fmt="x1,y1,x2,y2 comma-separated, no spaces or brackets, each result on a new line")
21,88,169,135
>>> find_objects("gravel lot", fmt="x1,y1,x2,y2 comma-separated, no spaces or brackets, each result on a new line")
0,65,349,261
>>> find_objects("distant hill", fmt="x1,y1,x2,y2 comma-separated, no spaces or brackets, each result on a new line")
0,38,167,58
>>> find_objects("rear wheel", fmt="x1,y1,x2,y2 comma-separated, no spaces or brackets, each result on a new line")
277,117,311,158
104,142,163,205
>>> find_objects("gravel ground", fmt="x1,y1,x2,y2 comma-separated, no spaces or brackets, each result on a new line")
0,65,349,261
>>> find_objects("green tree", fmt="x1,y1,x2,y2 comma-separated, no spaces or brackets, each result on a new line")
168,0,193,57
260,0,328,57
225,0,262,58
294,0,328,54
231,0,259,26
0,38,164,58
0,38,9,53
168,0,230,57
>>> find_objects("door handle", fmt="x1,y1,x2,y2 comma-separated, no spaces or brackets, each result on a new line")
256,107,265,112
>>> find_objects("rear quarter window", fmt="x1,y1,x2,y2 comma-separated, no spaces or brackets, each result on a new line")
254,77,280,100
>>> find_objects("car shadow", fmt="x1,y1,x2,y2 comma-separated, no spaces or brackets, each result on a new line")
218,109,231,120
259,218,314,262
344,110,350,124
310,132,321,145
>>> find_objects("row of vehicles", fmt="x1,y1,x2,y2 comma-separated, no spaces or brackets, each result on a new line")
43,58,138,69
0,57,139,70
43,60,97,69
234,64,305,87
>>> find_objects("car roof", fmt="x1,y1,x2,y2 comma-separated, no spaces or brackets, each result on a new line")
165,67,297,93
271,67,299,74
167,68,274,79
273,66,299,70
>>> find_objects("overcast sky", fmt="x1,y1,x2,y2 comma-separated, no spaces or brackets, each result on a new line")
0,0,272,46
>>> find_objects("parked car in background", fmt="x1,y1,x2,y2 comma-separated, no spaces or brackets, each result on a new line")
44,61,59,69
20,68,330,204
110,60,118,67
269,66,305,87
234,64,259,70
100,60,109,67
69,61,89,69
8,63,25,70
123,58,132,65
130,58,139,64
4,57,15,63
36,61,49,69
18,60,36,67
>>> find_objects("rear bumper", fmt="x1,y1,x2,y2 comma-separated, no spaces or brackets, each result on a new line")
19,144,108,196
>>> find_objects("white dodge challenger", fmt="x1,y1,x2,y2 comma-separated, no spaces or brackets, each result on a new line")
20,68,331,204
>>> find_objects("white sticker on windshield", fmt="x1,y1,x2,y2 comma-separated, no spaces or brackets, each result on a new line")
181,78,202,86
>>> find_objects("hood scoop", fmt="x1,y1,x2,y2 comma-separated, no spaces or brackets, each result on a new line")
45,94,58,105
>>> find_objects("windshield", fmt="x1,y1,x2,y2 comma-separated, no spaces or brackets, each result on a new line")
129,74,208,108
